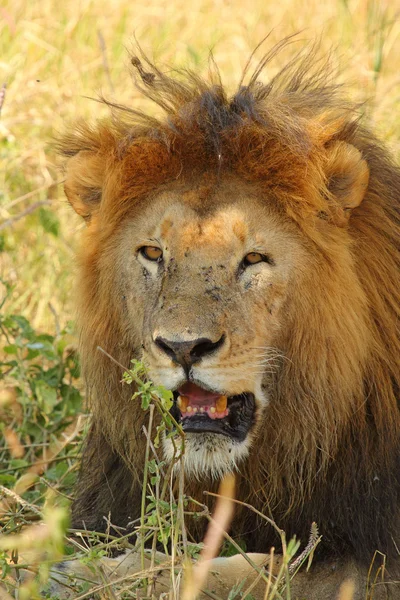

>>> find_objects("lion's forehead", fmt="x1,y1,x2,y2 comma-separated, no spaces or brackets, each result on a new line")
133,186,296,261
162,210,249,254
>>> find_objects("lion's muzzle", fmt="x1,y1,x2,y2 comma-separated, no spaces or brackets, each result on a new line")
154,334,225,373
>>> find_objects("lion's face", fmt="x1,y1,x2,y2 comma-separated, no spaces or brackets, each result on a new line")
114,177,306,477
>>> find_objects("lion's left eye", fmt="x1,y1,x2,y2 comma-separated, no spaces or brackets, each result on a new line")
244,252,264,265
139,246,163,262
242,252,274,267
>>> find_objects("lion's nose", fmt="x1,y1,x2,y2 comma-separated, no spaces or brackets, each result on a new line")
154,335,225,368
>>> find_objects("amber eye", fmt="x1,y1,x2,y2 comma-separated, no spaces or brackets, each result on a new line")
242,252,275,269
139,246,163,262
244,252,264,265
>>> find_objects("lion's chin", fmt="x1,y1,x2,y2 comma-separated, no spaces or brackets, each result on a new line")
162,431,252,480
162,385,257,479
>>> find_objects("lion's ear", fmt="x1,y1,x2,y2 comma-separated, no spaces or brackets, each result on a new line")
64,151,106,222
324,141,369,226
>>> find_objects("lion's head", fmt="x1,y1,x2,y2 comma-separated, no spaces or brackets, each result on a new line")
109,178,312,477
60,43,400,559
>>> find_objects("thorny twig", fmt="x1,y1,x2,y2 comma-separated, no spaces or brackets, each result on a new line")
97,30,114,93
0,485,42,517
289,522,321,574
0,200,51,232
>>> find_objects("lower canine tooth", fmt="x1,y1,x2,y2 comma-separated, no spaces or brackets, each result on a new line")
216,395,228,412
177,395,189,412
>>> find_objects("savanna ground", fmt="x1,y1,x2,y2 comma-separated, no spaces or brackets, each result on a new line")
0,1,399,598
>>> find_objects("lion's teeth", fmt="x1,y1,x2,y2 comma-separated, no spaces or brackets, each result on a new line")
178,395,228,415
216,395,228,412
177,395,189,412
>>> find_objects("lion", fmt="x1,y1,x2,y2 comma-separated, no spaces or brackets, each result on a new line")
58,42,400,597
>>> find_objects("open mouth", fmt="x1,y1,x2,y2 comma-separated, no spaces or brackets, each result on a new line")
170,382,256,443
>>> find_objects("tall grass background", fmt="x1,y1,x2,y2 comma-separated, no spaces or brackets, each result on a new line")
0,0,399,598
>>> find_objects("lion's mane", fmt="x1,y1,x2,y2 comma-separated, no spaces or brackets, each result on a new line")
59,42,400,560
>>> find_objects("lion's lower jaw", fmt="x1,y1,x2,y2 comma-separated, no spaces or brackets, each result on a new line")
162,432,251,480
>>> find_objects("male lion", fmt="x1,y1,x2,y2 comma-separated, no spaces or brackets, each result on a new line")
59,43,400,597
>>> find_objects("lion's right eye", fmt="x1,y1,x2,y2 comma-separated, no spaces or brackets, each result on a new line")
241,252,275,268
139,246,163,262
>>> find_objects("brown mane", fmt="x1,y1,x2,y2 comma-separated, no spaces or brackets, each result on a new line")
58,41,400,560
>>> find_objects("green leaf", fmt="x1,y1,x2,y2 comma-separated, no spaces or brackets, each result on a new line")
25,421,42,439
3,344,18,355
60,384,82,413
35,340,57,360
140,392,152,410
154,428,161,448
41,365,62,387
147,460,158,474
67,356,80,379
35,380,58,412
3,315,34,338
38,207,60,237
154,386,173,409
26,348,40,360
186,543,203,559
158,524,170,543
45,461,71,482
286,536,301,560
0,474,16,485
147,513,158,526
9,458,29,470
220,538,247,557
46,466,64,482
0,359,18,372
0,551,11,578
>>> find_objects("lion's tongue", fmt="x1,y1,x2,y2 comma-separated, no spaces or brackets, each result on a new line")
177,383,229,420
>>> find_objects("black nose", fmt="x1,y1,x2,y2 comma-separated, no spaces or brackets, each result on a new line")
154,335,225,368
